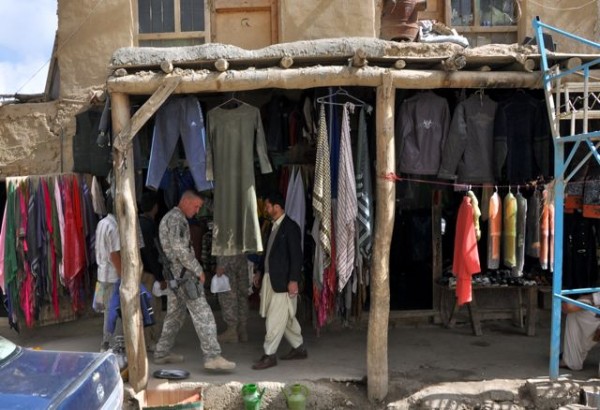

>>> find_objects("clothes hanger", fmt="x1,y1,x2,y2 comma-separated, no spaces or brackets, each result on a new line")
216,92,247,110
316,87,372,111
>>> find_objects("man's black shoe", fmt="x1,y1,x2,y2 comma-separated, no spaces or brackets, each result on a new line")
252,354,277,370
280,345,308,360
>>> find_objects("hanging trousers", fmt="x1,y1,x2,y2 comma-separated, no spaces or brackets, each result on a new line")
146,96,213,191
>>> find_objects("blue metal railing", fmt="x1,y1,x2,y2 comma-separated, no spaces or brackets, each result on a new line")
533,17,600,379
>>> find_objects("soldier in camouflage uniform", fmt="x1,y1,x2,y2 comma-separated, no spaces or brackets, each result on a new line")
216,254,250,343
154,190,235,371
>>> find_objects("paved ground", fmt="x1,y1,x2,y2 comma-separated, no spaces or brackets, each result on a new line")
2,303,600,408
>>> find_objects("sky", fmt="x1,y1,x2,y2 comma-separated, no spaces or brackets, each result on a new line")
0,1,58,95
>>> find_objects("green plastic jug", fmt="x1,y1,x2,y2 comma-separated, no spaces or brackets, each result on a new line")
242,383,265,410
282,383,309,410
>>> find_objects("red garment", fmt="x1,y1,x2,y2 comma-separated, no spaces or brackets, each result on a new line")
41,179,59,318
453,196,481,306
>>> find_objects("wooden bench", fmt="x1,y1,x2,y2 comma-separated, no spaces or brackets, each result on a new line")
438,284,538,337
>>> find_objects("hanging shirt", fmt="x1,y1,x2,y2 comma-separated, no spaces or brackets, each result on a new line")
396,91,450,175
503,192,517,268
438,94,497,184
206,103,273,256
453,196,481,306
336,103,357,291
487,192,502,270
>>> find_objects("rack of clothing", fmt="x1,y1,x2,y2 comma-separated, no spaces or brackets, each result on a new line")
0,174,98,330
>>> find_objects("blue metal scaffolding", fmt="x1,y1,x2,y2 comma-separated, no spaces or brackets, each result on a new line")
533,17,600,379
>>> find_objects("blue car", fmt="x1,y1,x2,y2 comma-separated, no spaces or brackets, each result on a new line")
0,335,123,409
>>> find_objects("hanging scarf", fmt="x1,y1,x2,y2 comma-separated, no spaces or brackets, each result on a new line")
313,104,332,268
335,103,357,291
355,107,374,260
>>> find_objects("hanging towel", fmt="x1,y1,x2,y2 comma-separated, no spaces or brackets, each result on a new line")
503,191,517,268
487,192,502,270
313,105,332,268
336,103,357,291
453,196,481,306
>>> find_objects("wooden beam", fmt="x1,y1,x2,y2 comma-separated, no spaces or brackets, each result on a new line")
113,76,181,152
279,56,294,69
368,72,395,402
215,58,229,72
160,60,174,74
351,48,368,68
110,92,147,393
107,66,542,95
393,59,406,70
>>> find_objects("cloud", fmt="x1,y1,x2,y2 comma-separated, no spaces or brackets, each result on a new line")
0,1,57,94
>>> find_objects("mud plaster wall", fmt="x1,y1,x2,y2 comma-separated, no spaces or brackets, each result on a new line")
57,0,134,98
279,0,377,42
521,0,600,54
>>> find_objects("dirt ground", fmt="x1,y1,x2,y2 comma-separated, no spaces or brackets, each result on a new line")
2,303,599,409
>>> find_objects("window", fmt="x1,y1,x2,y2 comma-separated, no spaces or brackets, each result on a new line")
136,0,208,47
447,0,518,46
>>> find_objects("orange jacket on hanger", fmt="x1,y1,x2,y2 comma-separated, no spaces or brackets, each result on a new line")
453,196,481,306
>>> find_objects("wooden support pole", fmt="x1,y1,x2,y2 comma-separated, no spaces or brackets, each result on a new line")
279,56,294,69
215,58,229,72
160,60,174,74
351,48,368,67
440,54,466,72
110,92,147,393
562,57,583,71
368,72,395,402
108,66,541,95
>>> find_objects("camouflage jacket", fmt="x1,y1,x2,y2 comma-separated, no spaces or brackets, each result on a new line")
159,207,203,278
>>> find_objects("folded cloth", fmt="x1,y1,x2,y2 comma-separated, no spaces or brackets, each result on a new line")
211,274,231,293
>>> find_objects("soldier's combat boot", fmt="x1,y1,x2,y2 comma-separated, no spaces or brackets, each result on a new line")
204,355,236,370
217,327,239,343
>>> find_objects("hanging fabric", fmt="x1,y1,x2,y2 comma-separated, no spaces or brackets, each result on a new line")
355,107,374,260
526,188,542,258
285,168,306,251
312,104,333,269
335,103,357,291
487,190,502,270
466,190,481,241
540,188,551,270
513,190,528,277
206,102,272,256
452,196,481,306
503,191,517,268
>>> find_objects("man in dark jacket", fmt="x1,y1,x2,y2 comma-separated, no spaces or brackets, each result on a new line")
252,193,307,370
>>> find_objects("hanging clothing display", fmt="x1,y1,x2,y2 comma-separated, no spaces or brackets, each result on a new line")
526,188,542,258
1,174,97,329
146,96,213,192
466,190,481,241
487,191,502,270
513,192,527,277
206,103,273,256
396,91,450,175
493,92,551,183
335,103,358,291
313,105,333,269
285,168,306,250
355,107,374,260
452,196,481,306
540,189,551,270
438,93,497,184
503,191,517,268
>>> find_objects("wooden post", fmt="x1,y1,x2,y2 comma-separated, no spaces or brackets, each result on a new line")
110,92,148,393
160,60,174,74
367,72,395,402
215,58,229,72
351,48,368,67
279,56,294,69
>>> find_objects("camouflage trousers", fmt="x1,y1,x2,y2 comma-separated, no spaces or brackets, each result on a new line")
216,255,249,331
154,283,221,360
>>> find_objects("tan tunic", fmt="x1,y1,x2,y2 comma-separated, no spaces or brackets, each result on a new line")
206,104,272,256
